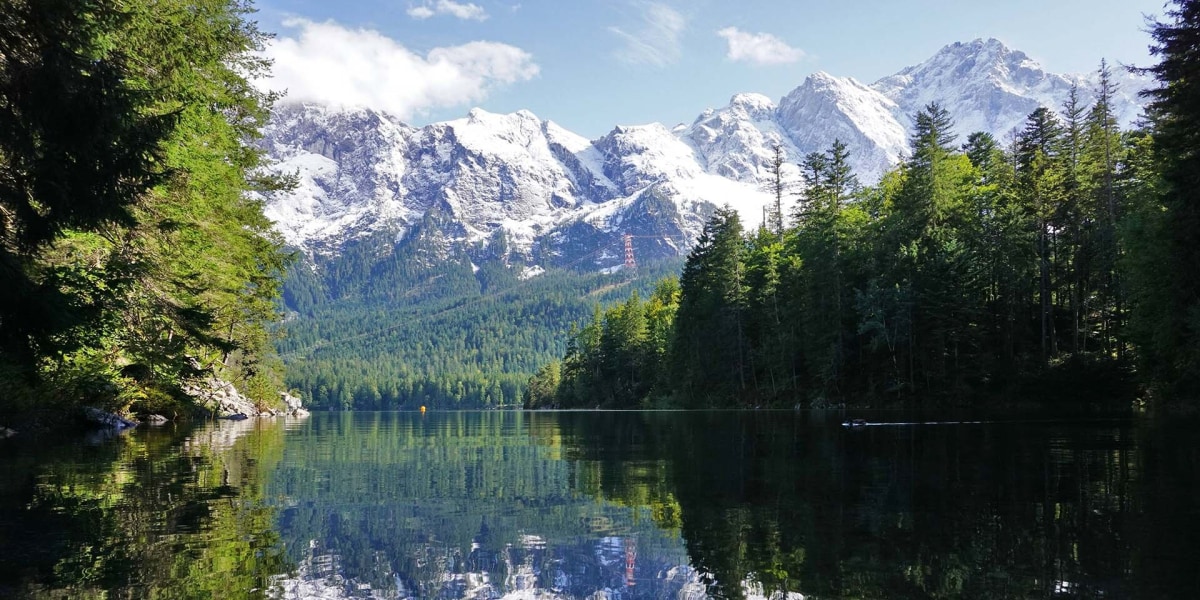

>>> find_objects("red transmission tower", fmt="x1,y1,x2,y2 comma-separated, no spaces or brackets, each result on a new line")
623,233,637,270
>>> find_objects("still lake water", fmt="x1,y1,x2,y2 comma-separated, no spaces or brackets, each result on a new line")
1,410,1198,599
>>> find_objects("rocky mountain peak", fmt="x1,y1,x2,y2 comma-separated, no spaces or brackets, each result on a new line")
261,39,1151,270
727,93,777,120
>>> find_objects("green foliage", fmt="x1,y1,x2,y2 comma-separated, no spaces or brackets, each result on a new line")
670,207,752,406
0,0,290,415
276,230,685,410
1130,0,1200,398
0,0,173,369
552,278,680,409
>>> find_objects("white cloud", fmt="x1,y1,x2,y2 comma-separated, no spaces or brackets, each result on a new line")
407,0,489,21
608,2,686,67
717,27,805,66
260,19,538,119
407,6,436,19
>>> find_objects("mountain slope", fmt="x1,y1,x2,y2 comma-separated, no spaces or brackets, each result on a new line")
262,38,1150,271
776,72,908,181
875,38,1145,140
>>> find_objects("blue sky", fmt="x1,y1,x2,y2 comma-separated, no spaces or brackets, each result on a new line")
255,0,1165,138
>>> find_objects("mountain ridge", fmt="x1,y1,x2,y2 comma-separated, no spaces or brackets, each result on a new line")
263,37,1150,271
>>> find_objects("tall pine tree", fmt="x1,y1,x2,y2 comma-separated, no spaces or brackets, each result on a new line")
1132,0,1200,396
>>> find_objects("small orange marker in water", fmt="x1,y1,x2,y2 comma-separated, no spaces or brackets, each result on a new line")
420,406,426,413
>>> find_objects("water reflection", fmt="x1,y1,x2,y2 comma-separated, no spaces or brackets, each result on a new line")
553,410,1194,600
265,410,1200,599
2,410,1198,599
267,411,693,599
0,419,293,599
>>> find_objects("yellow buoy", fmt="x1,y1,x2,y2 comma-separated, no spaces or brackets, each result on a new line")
420,405,426,413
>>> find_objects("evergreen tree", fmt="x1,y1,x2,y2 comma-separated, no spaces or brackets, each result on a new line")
883,103,981,392
0,0,173,373
1016,107,1067,365
745,227,789,399
789,140,860,398
1059,84,1092,355
1084,60,1127,356
766,144,787,239
0,0,290,414
529,90,1155,408
962,131,1033,376
1132,0,1200,396
671,207,749,406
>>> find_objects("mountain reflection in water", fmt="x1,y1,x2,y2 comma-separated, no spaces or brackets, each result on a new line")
2,409,1199,599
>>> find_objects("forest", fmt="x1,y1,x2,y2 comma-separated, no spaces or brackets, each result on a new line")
0,0,291,419
527,10,1200,409
276,226,685,410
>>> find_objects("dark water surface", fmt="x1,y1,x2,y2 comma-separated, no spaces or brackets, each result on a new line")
1,410,1198,599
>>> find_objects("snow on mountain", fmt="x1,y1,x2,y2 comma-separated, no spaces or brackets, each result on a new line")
263,104,625,257
264,104,416,253
876,38,1069,137
681,92,802,183
875,38,1148,142
410,108,612,246
777,72,908,182
261,38,1151,269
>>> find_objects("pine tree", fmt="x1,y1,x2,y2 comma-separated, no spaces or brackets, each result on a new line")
1,0,292,413
962,131,1031,374
1017,107,1067,364
794,151,829,227
671,207,748,406
883,103,979,391
1132,0,1200,395
1084,60,1127,357
766,144,787,239
1060,85,1091,354
0,0,173,372
789,140,860,396
745,227,787,398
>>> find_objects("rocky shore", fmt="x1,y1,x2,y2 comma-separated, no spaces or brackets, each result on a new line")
183,377,310,420
0,378,313,440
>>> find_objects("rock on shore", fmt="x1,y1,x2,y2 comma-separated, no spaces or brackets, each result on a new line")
184,377,309,418
281,391,309,416
83,407,138,429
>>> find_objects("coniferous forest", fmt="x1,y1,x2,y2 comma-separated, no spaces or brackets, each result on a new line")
277,246,684,410
0,0,291,418
527,5,1200,409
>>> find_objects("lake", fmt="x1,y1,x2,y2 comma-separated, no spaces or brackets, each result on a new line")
1,410,1197,599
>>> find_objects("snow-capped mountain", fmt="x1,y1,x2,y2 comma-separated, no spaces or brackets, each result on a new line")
875,38,1145,140
776,72,908,181
262,38,1150,270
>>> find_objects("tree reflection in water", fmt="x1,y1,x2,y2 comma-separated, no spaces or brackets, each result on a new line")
0,419,292,599
1,410,1197,600
554,410,1200,600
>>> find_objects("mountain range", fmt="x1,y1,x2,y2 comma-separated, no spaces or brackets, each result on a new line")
262,38,1148,272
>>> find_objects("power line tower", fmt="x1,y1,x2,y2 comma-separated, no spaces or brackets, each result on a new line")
623,233,636,270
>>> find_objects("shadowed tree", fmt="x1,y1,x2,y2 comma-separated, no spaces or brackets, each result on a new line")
1130,0,1200,397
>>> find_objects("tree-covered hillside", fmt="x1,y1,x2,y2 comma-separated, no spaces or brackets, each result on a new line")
276,225,684,409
